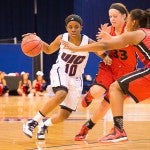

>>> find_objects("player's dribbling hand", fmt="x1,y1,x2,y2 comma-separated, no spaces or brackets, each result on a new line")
22,33,36,38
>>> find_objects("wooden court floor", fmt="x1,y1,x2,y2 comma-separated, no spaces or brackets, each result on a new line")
0,96,150,150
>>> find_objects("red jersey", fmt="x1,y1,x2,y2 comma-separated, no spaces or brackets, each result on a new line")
108,25,138,79
95,24,138,90
136,28,150,67
118,28,150,102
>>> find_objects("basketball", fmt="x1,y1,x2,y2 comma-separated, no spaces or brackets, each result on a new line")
21,34,42,57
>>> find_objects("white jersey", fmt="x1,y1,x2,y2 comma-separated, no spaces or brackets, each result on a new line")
49,33,90,111
54,33,89,77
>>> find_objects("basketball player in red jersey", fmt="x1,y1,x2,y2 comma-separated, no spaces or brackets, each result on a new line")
74,3,139,141
61,8,150,142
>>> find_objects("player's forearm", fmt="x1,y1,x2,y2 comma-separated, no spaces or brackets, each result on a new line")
42,41,58,54
42,42,52,54
76,42,106,52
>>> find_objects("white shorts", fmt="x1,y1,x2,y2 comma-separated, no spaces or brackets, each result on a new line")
49,64,83,111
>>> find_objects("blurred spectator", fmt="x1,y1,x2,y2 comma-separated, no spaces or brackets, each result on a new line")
0,71,9,96
17,72,32,96
28,71,47,97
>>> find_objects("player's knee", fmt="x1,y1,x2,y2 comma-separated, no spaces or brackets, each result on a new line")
109,81,121,94
63,111,71,119
59,113,70,122
90,85,105,98
55,90,67,103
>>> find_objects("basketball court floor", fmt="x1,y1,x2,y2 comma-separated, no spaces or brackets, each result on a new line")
0,96,150,150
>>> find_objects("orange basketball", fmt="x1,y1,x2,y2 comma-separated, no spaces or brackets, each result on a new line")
21,34,42,57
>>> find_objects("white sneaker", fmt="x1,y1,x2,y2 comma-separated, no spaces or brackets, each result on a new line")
23,120,38,138
37,122,48,140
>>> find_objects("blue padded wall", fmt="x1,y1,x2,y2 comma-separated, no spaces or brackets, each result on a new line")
0,44,33,80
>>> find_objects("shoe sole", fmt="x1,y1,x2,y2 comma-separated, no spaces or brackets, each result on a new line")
99,137,128,143
37,135,45,140
74,134,88,141
23,124,32,138
37,137,45,140
23,131,32,138
75,138,86,141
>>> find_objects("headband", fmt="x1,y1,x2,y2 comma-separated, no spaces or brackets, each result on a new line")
65,14,83,25
109,4,128,17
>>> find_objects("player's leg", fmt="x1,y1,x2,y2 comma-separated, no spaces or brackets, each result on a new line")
99,68,150,142
23,89,68,138
99,81,127,142
23,66,68,138
82,84,106,107
82,63,113,107
75,99,110,141
37,76,82,140
37,108,72,140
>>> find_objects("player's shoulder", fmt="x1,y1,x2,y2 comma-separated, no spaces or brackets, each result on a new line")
82,34,94,43
56,33,69,40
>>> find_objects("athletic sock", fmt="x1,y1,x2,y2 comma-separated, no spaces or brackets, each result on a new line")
44,118,53,127
113,116,123,130
33,111,45,123
84,119,95,129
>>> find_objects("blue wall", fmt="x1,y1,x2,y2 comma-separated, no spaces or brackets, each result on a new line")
0,44,33,80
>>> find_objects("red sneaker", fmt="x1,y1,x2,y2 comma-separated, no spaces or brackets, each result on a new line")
99,126,128,143
81,92,93,107
75,125,89,141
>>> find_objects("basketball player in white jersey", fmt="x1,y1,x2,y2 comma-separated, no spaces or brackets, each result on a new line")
23,14,98,140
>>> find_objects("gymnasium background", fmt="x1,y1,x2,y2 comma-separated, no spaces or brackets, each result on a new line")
0,0,149,84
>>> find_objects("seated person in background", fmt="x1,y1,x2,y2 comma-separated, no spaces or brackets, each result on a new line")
29,71,47,97
0,71,9,96
17,72,32,96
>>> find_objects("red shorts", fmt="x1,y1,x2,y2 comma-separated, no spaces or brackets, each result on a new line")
118,68,150,102
94,62,136,102
94,63,114,90
94,62,136,90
